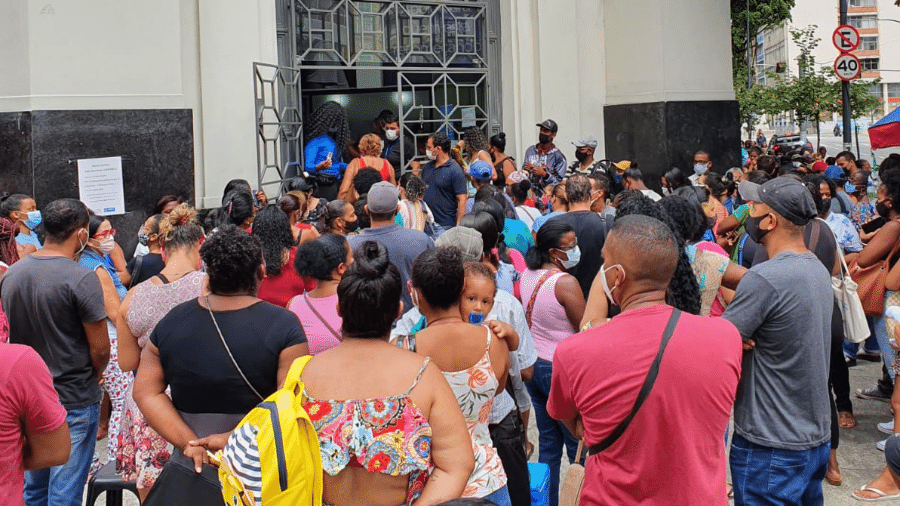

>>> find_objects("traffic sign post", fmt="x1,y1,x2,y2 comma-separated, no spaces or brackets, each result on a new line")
833,25,860,52
834,53,861,81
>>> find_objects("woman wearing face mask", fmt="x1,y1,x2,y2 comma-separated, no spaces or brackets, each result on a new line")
489,133,516,189
320,199,359,236
519,219,585,506
660,167,690,197
847,170,877,235
78,213,132,473
126,214,165,287
0,193,43,258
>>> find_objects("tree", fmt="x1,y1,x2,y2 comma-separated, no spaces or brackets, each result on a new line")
731,0,795,87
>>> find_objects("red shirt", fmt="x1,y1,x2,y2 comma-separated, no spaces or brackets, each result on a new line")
0,344,67,506
548,305,742,506
258,248,312,307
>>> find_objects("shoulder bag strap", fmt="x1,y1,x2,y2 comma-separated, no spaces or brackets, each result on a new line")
587,309,682,456
128,254,144,289
304,293,342,342
205,296,265,401
525,270,560,328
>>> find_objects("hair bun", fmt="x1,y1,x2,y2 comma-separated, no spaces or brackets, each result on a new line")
498,132,506,140
353,241,390,279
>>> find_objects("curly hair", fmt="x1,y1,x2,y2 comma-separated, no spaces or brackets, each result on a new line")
339,240,402,339
295,233,348,281
464,261,498,292
615,193,701,315
353,168,383,197
400,173,426,203
305,101,351,155
462,127,488,159
158,204,203,251
200,225,263,295
358,133,382,157
412,246,465,310
659,195,705,244
526,219,574,270
251,205,295,276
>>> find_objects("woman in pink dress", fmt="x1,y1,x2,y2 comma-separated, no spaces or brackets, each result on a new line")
114,205,206,501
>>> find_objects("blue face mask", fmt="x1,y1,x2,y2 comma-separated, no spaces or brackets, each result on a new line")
613,174,623,185
23,210,42,230
845,181,857,194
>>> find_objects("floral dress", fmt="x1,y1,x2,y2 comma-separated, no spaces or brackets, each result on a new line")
850,199,877,231
115,271,205,488
442,327,507,498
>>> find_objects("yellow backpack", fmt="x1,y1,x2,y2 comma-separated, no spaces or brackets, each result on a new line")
216,356,323,506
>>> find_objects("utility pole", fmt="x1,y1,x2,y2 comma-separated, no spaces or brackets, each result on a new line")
840,0,853,152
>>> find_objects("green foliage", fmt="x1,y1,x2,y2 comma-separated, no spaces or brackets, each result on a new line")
731,0,795,86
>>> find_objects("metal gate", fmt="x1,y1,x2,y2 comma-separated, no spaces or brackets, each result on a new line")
256,0,499,194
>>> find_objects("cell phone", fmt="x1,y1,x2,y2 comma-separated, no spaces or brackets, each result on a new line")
862,217,886,234
326,152,333,161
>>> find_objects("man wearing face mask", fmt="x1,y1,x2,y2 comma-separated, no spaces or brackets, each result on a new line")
523,119,567,194
422,131,468,233
547,215,742,506
380,114,418,181
723,178,832,505
565,136,604,178
0,199,110,506
690,151,712,186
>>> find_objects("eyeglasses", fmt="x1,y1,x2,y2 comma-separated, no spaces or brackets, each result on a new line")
94,229,116,239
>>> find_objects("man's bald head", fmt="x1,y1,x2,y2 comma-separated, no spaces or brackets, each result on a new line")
604,215,679,288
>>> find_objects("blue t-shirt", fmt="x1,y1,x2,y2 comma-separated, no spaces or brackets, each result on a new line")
503,219,534,256
15,232,42,250
423,159,468,227
531,212,564,233
304,134,348,179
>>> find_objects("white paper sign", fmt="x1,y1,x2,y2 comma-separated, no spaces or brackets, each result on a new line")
461,107,477,128
77,156,125,216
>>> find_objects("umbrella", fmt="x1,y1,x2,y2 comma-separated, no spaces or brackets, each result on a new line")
869,106,900,150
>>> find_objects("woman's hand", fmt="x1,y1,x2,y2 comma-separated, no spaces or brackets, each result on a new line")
316,159,332,171
182,443,212,473
189,432,231,453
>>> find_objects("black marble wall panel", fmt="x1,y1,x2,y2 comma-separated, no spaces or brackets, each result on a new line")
0,109,195,258
604,100,741,192
0,112,34,197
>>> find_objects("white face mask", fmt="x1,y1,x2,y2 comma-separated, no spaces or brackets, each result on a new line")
385,128,399,141
97,235,116,255
600,263,625,306
426,149,436,161
694,163,709,176
553,245,581,270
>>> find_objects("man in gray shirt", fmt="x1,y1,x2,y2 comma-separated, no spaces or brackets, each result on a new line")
348,182,434,313
723,179,832,505
1,198,109,506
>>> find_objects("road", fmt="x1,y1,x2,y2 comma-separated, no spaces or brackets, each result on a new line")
760,122,897,166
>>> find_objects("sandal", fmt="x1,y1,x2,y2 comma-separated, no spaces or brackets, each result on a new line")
852,486,900,501
840,411,858,429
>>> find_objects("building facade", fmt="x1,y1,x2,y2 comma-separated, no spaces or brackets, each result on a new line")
1,0,737,253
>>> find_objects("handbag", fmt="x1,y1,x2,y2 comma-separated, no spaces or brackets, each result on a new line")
831,235,870,344
849,236,900,316
558,309,682,506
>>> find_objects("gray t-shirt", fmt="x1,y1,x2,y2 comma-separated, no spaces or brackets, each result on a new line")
348,224,434,314
722,251,832,450
1,255,107,410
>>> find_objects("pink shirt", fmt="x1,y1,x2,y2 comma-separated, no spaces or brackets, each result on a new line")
287,292,342,355
548,305,742,506
0,344,67,506
519,269,575,361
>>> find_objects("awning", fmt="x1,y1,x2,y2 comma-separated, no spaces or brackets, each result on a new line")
869,106,900,150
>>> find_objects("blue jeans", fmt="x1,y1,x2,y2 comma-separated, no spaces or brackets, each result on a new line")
875,291,896,381
526,359,579,506
843,316,881,359
25,403,100,506
730,433,829,506
483,485,513,506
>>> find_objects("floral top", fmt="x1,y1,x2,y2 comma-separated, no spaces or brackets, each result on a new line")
825,213,864,253
685,245,729,317
849,200,877,231
442,327,507,498
302,358,433,505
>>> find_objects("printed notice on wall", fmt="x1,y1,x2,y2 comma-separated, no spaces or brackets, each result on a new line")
77,156,125,216
461,107,477,128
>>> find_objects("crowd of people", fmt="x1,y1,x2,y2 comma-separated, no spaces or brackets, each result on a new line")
2,100,900,506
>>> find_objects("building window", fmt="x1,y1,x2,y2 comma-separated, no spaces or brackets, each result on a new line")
849,14,878,29
861,58,879,71
867,84,881,97
861,36,878,51
889,83,900,99
849,0,876,6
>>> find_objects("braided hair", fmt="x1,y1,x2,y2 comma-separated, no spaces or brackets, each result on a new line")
305,101,351,158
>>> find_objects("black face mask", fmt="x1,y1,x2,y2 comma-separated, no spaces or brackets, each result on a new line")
539,134,551,145
575,151,589,163
744,214,772,243
877,200,892,218
820,198,832,214
343,219,359,233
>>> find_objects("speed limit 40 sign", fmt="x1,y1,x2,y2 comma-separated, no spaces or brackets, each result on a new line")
834,53,862,81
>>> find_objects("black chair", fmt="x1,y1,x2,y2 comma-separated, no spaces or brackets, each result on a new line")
85,462,139,506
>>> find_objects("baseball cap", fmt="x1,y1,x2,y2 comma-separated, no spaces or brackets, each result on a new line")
572,136,598,148
812,161,828,173
507,170,528,184
536,119,559,133
738,178,818,226
435,227,484,263
467,160,493,181
824,165,846,181
611,160,631,173
366,182,400,214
